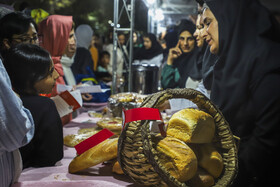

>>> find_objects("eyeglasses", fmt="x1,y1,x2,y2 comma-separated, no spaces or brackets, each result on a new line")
12,35,39,44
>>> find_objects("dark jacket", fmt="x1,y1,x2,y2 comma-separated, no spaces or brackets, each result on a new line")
19,95,63,169
206,0,280,186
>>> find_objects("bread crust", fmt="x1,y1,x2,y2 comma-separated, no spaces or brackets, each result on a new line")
190,143,223,178
68,138,118,173
167,108,215,143
155,136,198,182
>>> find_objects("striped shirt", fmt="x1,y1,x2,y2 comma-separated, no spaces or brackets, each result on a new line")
0,59,34,187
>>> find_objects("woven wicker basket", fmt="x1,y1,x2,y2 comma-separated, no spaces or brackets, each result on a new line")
118,88,238,187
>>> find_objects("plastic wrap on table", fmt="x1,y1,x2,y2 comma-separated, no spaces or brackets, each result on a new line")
108,92,147,117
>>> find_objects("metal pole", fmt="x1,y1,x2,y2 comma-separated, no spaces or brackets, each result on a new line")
147,11,151,33
112,0,119,94
128,0,135,92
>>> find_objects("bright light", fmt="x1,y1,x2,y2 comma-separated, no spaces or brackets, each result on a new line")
148,9,153,16
157,25,166,34
146,0,156,5
155,9,164,21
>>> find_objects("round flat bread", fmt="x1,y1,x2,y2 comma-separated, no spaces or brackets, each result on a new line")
88,111,103,118
78,127,101,134
96,117,122,132
64,130,99,147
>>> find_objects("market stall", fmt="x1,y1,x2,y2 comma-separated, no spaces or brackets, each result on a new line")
12,90,238,187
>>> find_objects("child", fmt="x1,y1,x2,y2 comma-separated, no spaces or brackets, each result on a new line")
97,51,110,72
3,43,63,169
96,51,112,83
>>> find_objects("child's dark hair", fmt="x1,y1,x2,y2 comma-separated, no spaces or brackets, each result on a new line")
100,51,110,59
3,43,52,94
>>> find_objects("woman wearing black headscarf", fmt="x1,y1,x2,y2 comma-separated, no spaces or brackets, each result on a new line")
133,33,163,67
201,0,280,186
161,19,201,89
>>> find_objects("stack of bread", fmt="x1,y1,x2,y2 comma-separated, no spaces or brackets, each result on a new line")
64,116,122,148
153,108,223,187
66,129,123,174
108,92,146,117
66,114,123,173
66,116,123,174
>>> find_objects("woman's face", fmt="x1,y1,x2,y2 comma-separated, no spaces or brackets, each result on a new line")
6,23,38,49
133,32,137,43
34,59,59,94
143,37,152,50
91,35,99,47
118,34,126,46
201,8,219,54
63,29,76,58
178,31,195,53
193,14,204,48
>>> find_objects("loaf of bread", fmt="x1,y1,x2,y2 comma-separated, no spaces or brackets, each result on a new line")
191,144,223,178
155,136,197,182
187,167,215,187
166,108,215,143
68,138,118,173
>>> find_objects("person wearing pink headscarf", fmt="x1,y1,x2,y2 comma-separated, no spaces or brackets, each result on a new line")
38,15,73,125
39,15,73,94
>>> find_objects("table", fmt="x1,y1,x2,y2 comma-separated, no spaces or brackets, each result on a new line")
12,112,144,187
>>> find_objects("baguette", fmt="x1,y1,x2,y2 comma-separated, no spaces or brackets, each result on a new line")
68,138,118,173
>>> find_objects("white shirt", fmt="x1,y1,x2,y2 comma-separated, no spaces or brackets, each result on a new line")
0,59,34,187
133,53,163,68
169,81,211,114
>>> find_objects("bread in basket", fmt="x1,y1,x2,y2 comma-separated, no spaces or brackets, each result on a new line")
118,88,238,186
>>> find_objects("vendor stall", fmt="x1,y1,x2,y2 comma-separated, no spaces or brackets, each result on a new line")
12,90,238,187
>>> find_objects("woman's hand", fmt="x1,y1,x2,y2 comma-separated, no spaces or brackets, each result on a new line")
167,42,182,65
82,93,93,101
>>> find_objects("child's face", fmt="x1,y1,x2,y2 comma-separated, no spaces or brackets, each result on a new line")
101,54,110,68
34,59,59,94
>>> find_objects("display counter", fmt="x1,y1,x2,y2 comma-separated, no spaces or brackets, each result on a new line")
12,112,143,187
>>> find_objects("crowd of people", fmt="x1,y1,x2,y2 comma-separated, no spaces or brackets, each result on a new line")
0,0,280,187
